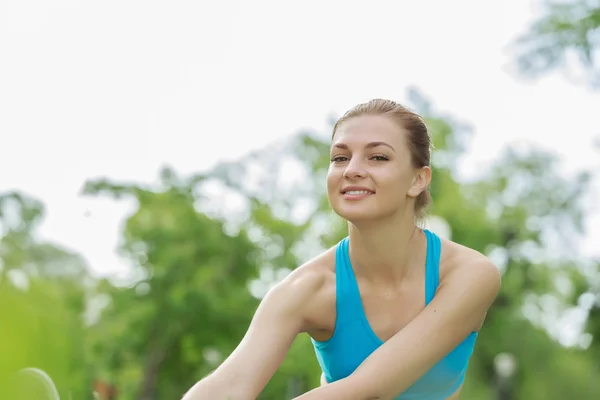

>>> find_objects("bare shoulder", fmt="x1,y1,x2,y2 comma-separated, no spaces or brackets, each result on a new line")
183,249,337,398
278,246,335,294
439,238,501,297
438,239,501,330
270,246,337,331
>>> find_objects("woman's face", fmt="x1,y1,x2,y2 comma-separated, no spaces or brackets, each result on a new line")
327,115,428,223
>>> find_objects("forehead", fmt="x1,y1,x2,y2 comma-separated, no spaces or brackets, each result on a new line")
333,115,406,146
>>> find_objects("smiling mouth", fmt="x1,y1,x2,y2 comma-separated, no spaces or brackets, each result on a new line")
340,189,375,200
343,190,373,195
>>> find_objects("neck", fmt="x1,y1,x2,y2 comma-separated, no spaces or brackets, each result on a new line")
347,212,425,283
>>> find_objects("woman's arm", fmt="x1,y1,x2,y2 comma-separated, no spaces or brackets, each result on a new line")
293,257,501,400
182,269,326,400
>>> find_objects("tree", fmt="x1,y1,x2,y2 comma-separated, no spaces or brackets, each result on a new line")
512,0,600,385
0,191,92,399
82,170,263,400
512,0,600,87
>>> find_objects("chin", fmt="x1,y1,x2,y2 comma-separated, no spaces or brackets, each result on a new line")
331,204,386,224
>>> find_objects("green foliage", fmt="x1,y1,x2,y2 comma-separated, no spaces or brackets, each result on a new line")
0,191,91,400
82,174,262,399
513,0,600,87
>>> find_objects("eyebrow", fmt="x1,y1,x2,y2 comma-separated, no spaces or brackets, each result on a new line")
332,141,395,151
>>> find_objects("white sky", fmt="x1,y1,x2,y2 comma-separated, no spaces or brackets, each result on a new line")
1,0,599,281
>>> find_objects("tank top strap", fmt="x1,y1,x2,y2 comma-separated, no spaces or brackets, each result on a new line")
335,237,364,323
424,229,442,305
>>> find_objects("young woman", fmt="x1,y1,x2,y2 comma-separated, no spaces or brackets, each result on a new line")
183,99,501,400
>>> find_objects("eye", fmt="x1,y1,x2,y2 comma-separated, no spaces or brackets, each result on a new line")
331,155,349,162
371,154,389,161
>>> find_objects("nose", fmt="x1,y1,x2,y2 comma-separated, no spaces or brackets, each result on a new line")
343,157,367,180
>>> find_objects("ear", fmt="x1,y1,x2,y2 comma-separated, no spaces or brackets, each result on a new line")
407,166,432,198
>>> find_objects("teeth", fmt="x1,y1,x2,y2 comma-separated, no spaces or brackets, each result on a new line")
345,190,371,195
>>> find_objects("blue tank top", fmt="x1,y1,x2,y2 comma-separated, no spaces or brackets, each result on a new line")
310,229,478,399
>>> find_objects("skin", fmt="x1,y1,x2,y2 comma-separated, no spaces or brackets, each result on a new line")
182,115,501,400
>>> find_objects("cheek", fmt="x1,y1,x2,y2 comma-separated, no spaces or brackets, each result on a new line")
376,169,411,195
326,166,339,189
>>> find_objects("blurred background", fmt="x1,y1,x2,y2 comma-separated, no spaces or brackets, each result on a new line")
1,0,599,399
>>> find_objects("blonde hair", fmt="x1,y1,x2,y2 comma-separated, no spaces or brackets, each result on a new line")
332,98,433,220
